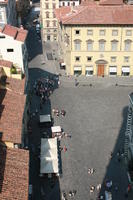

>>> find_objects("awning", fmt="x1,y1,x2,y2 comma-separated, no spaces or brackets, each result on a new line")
74,67,82,71
51,126,61,133
86,67,93,71
61,62,66,67
40,138,59,174
122,67,130,73
109,67,117,73
40,114,51,123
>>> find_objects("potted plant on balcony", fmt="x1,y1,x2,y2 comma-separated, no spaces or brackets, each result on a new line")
11,66,17,74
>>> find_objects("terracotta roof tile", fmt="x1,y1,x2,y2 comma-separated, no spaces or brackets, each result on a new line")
0,144,29,200
99,0,123,5
2,25,28,42
0,60,13,68
55,4,133,25
0,89,26,144
0,77,26,144
6,77,25,94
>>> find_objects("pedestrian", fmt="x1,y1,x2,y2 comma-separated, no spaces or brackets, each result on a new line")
64,146,67,152
117,150,121,162
96,184,101,191
90,186,95,194
75,78,78,87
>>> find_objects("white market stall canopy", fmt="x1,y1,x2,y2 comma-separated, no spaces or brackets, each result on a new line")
40,114,51,123
51,126,61,133
40,138,59,174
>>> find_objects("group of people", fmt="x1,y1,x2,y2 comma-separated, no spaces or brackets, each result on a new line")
62,190,77,200
52,108,66,117
33,77,55,107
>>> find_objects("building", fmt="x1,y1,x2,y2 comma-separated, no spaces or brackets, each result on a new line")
40,0,59,41
126,0,133,4
59,0,80,7
0,0,17,28
16,0,30,25
55,0,133,76
0,25,28,85
0,145,29,200
0,62,30,148
0,60,29,199
124,93,133,184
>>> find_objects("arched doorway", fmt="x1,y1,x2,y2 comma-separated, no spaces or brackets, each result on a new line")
95,59,108,77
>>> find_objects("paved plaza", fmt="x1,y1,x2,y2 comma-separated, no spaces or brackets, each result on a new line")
50,80,133,200
26,6,133,199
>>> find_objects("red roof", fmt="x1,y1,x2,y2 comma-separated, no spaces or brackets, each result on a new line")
0,77,26,144
0,90,26,144
0,60,13,68
55,3,133,25
0,145,29,200
1,25,28,42
99,0,123,5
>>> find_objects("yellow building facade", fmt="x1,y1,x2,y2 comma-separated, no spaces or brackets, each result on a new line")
55,1,133,76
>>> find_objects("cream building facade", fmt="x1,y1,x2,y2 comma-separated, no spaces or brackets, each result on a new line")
40,0,59,41
55,0,133,77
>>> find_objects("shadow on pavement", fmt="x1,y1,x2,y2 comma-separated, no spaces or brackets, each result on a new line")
26,25,42,62
97,106,133,200
28,68,61,200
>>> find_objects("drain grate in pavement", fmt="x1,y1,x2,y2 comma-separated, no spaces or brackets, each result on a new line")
47,53,53,60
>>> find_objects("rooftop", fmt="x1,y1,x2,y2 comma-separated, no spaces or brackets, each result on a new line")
55,1,133,25
0,144,29,200
0,77,26,144
0,25,28,42
0,0,8,4
0,60,13,68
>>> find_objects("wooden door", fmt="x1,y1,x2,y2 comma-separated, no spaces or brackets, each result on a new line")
97,64,104,76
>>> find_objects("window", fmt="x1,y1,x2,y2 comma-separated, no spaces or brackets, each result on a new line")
124,40,132,51
63,2,65,6
74,66,82,76
122,66,130,76
0,35,5,38
68,2,70,6
86,66,93,76
99,30,105,36
87,56,92,61
74,39,81,51
112,30,118,36
75,30,80,35
124,56,130,62
75,56,80,61
53,20,56,27
7,49,14,52
109,66,117,76
87,30,93,35
46,21,50,27
46,12,49,18
53,12,56,18
53,3,56,9
111,40,118,51
111,56,116,62
126,30,132,36
99,40,105,51
45,3,49,9
87,40,93,51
